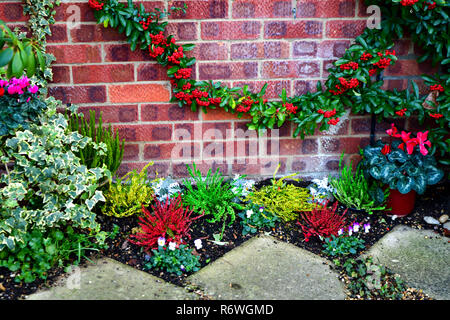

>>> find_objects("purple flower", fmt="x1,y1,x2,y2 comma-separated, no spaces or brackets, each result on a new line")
363,223,371,233
352,222,360,232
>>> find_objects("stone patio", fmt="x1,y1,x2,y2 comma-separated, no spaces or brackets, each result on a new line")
25,228,449,300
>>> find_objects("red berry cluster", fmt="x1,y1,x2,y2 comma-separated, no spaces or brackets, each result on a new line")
395,108,407,117
149,46,165,58
138,14,152,30
329,77,360,95
429,113,443,119
327,118,339,125
318,108,337,118
400,0,419,6
174,68,192,79
360,52,373,61
236,97,255,113
88,0,104,11
168,46,184,65
430,84,444,92
374,57,391,69
284,103,298,114
182,83,191,91
340,62,359,71
425,1,436,9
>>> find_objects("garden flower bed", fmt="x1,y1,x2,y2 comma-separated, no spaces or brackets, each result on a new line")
0,0,449,302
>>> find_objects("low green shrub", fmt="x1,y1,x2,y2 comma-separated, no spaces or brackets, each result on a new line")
329,153,388,214
144,243,201,276
322,235,366,257
237,204,279,236
102,162,154,218
181,163,244,238
67,108,124,177
244,165,315,222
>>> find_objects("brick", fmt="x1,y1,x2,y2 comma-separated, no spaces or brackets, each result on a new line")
297,0,355,18
109,84,170,103
232,80,291,99
104,44,148,62
322,59,337,78
0,2,26,22
169,0,228,19
123,144,140,161
261,61,320,78
351,117,405,134
264,21,322,39
232,0,292,18
51,66,71,84
114,124,173,142
47,24,68,43
77,105,139,123
293,41,318,58
201,21,261,40
49,85,107,104
381,79,408,92
392,39,412,57
73,64,134,84
165,22,198,41
326,20,366,38
294,80,317,96
195,43,228,61
385,59,437,77
317,40,351,58
48,45,102,64
320,137,362,154
198,62,258,80
202,108,252,121
202,122,232,140
141,104,199,122
55,2,95,22
231,41,290,60
144,142,200,160
137,63,169,81
235,121,292,138
116,162,169,179
70,24,126,42
172,160,228,177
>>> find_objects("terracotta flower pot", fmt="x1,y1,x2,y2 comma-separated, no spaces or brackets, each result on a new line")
385,188,416,216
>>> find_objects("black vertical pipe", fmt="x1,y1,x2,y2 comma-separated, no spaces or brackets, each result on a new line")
370,72,383,146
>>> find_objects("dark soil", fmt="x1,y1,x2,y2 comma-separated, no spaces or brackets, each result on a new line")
1,179,448,300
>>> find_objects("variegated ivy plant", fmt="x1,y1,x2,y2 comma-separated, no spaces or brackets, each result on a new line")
0,98,111,251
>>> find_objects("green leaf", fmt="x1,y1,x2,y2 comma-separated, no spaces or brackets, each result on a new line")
0,47,13,67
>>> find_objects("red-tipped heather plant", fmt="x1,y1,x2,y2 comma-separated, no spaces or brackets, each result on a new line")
129,195,202,250
297,202,347,242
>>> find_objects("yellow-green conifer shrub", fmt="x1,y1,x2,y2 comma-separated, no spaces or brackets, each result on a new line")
244,165,316,222
102,162,154,218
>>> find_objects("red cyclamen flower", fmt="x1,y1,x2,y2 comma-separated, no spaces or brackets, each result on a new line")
381,144,391,155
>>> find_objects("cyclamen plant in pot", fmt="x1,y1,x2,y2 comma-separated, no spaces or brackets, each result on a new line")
361,123,444,216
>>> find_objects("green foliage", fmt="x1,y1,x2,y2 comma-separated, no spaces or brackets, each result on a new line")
329,153,388,214
66,108,124,177
237,203,279,236
340,256,407,300
102,162,154,218
144,244,200,276
0,21,46,79
0,76,46,136
244,165,315,222
322,235,366,257
0,98,110,251
0,224,114,283
361,140,444,195
181,163,244,238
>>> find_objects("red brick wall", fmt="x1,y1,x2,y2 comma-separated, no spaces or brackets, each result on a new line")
2,0,436,179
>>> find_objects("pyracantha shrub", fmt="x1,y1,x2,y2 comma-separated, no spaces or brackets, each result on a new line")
129,194,201,250
0,76,46,136
102,162,154,218
181,163,244,238
244,165,316,222
297,201,348,242
0,98,110,250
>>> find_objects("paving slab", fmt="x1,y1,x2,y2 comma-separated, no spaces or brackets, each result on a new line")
187,235,346,300
26,258,198,300
363,225,450,300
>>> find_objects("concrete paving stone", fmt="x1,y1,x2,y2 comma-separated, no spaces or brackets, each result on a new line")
363,225,450,300
26,257,199,300
186,235,347,300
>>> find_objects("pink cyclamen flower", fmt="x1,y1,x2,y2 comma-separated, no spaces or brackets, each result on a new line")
28,85,39,94
415,131,431,156
26,97,31,103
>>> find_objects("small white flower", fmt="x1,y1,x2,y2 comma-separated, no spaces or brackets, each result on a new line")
348,226,353,236
246,209,253,219
233,174,241,181
338,228,343,236
364,223,371,233
157,237,166,247
168,242,177,251
259,207,264,213
352,222,360,233
194,239,203,250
